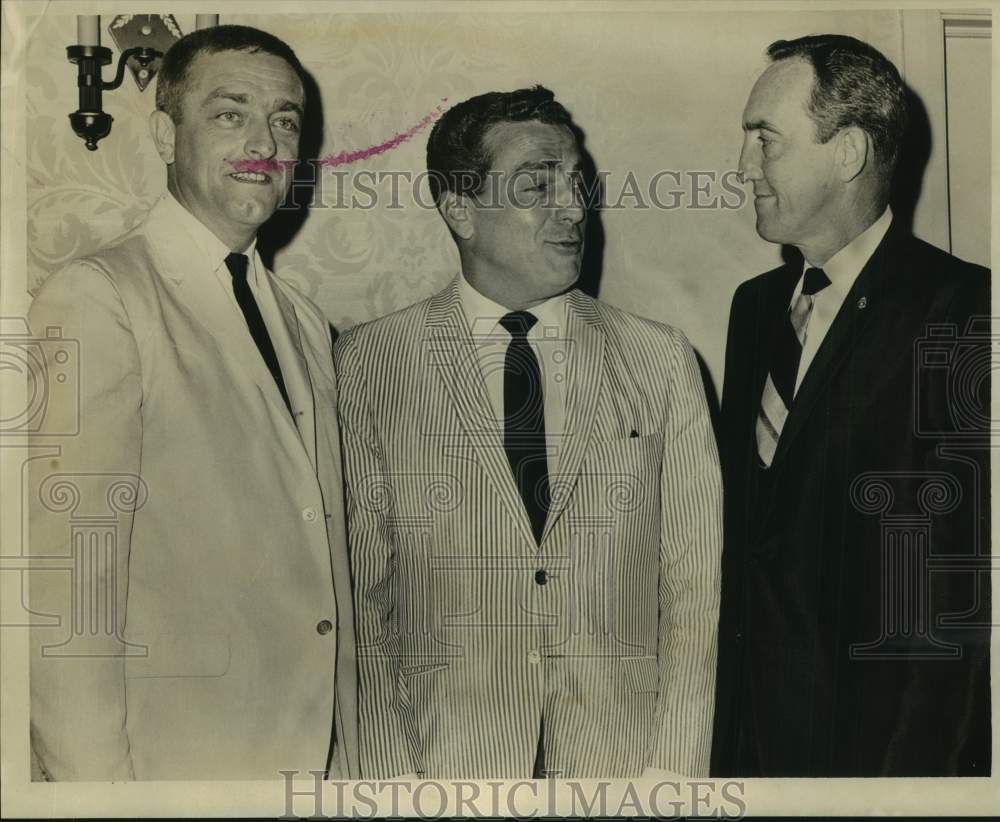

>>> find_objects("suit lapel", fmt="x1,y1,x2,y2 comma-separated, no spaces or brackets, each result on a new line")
271,279,319,471
541,290,604,543
769,226,897,468
142,202,302,434
425,281,538,547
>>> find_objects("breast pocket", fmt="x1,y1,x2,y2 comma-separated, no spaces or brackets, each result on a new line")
570,432,662,517
588,431,662,463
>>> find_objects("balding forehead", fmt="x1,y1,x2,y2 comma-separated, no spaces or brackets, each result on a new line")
743,58,815,121
188,49,304,102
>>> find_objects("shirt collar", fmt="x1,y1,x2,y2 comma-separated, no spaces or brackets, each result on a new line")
799,206,892,302
160,192,260,286
456,272,569,340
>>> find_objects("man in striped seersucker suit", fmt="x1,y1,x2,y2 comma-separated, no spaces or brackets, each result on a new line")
334,86,722,780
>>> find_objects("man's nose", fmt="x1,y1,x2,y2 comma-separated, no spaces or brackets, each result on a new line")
245,119,278,159
737,136,762,183
555,173,586,224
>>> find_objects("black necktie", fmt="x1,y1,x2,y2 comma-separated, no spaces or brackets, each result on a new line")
756,266,831,465
500,311,550,545
224,252,292,415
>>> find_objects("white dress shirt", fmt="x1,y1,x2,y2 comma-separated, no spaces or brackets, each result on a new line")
160,193,310,433
793,206,893,393
457,273,570,477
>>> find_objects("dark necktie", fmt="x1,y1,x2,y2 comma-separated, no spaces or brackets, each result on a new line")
499,311,550,545
224,252,292,415
756,266,831,466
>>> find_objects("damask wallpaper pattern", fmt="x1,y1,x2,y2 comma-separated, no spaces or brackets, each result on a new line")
25,9,906,389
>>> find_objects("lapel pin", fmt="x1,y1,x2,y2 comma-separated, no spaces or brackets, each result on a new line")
857,296,868,309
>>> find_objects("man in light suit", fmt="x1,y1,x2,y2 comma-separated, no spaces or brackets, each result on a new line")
28,25,358,780
335,86,722,779
711,35,990,776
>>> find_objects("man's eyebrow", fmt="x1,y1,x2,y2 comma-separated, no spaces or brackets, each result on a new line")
203,90,250,107
202,90,304,117
512,158,582,174
274,99,304,117
743,118,781,133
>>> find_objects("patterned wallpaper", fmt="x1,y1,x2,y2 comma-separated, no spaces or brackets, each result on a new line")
24,9,909,390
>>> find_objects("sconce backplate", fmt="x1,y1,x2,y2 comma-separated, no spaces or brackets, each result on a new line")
107,14,183,91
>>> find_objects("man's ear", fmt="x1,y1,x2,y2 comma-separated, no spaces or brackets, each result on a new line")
149,109,177,165
836,126,870,183
438,190,475,241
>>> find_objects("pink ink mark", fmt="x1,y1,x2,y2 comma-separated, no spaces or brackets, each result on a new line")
227,100,448,175
318,99,448,168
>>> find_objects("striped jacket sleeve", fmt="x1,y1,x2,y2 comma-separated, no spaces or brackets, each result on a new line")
651,328,723,775
333,328,416,779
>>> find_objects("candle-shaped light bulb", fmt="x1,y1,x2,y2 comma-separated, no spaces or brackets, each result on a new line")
77,15,100,47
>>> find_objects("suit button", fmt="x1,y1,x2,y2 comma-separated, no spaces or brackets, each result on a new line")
527,649,541,664
534,569,549,585
316,620,333,635
302,507,317,522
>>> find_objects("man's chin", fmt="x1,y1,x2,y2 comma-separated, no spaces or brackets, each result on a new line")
543,250,583,277
754,216,787,246
228,197,280,227
548,265,581,295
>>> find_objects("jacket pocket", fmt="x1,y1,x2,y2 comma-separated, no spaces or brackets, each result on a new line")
124,630,231,679
620,655,659,694
395,661,450,776
394,661,450,710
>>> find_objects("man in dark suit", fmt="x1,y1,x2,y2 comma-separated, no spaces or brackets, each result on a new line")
711,34,990,777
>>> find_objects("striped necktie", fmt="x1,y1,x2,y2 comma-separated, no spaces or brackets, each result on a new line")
756,266,831,467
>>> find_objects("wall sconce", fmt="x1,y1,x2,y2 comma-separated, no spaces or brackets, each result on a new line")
66,14,219,151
